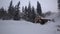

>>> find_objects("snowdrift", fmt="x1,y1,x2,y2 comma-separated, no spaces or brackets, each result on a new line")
0,12,60,34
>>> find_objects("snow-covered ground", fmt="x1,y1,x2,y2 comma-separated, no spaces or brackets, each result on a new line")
0,13,60,34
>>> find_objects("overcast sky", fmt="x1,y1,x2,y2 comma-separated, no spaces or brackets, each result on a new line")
0,0,58,13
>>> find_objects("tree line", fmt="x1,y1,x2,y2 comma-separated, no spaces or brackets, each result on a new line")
0,0,52,22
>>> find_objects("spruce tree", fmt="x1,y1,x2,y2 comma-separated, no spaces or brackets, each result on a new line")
28,2,32,21
0,7,7,19
31,6,36,22
24,6,29,20
22,6,25,13
8,0,15,18
8,0,13,15
13,1,20,20
58,0,60,9
37,1,42,16
0,7,5,18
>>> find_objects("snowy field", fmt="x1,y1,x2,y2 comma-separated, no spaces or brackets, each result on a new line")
0,13,60,34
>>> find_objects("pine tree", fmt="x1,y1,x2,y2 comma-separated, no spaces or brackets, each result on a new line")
28,2,31,13
22,6,25,13
8,0,13,14
24,6,29,20
0,7,7,19
58,0,60,3
0,7,5,18
37,1,42,16
13,1,20,20
25,6,28,17
8,0,15,18
58,0,60,9
31,6,36,22
27,2,32,21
